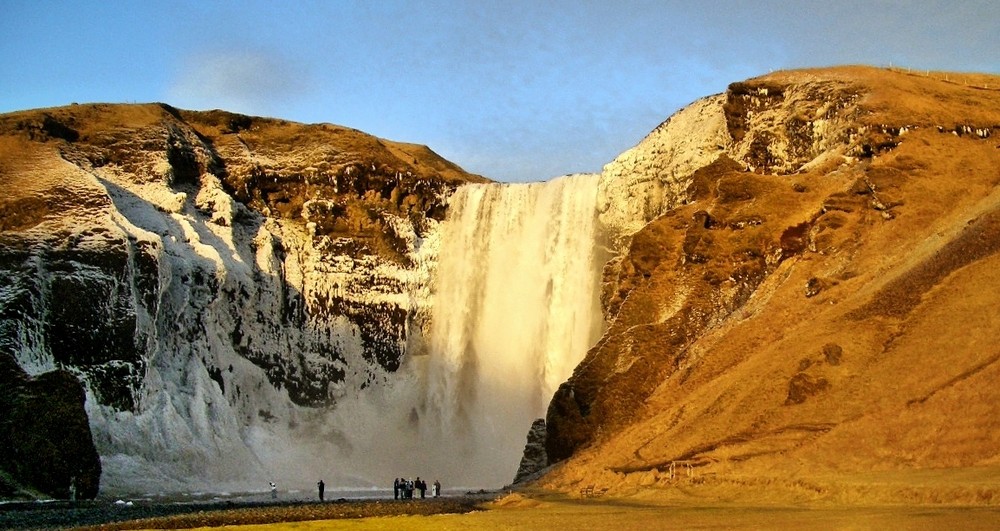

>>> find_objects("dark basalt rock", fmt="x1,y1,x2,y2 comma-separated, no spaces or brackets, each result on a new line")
513,418,549,484
0,243,147,413
0,354,101,499
785,372,830,405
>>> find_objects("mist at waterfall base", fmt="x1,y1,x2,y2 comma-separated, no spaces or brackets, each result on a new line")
83,174,607,497
323,174,606,491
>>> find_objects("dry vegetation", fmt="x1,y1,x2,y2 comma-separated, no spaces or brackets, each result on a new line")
542,66,1000,508
0,102,485,264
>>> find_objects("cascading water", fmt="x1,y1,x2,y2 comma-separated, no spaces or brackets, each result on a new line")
326,173,608,489
55,170,608,494
414,173,607,486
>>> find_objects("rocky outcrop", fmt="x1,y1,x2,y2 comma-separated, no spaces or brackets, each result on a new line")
596,94,731,244
596,70,866,247
513,418,549,484
0,354,101,499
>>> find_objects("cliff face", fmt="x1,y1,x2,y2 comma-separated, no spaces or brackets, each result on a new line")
0,354,100,499
545,67,1000,502
0,103,483,493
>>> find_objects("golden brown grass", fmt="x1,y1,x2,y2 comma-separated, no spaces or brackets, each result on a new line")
542,65,1000,508
153,491,1000,530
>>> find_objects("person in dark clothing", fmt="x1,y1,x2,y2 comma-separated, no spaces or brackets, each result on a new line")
416,477,426,499
317,479,325,501
393,478,401,500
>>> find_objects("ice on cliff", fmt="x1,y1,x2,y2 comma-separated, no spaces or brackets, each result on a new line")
6,160,609,494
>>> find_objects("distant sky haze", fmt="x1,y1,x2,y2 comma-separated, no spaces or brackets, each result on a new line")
2,1,997,182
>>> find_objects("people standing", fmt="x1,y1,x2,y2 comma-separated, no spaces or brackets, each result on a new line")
269,481,277,499
433,479,441,498
317,479,325,501
393,478,401,500
416,477,426,499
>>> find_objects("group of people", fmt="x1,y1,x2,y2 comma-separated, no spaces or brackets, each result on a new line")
393,477,440,499
267,478,442,501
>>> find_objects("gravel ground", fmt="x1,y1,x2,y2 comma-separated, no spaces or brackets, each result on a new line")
0,495,491,530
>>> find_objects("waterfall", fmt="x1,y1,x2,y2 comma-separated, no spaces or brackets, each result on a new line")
74,172,608,494
415,173,607,486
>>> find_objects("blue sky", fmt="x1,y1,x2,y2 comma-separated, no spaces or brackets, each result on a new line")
2,1,998,182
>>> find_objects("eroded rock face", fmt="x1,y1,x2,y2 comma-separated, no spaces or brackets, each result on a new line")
550,73,872,461
513,418,549,484
549,162,812,461
0,103,483,493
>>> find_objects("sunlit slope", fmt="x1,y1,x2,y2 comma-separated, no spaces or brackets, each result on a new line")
543,66,1000,503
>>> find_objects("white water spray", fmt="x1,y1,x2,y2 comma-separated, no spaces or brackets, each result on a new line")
414,173,607,486
80,172,608,494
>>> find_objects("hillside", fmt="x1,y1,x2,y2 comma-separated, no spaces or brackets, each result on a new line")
542,66,1000,504
0,103,486,496
0,103,484,255
3,66,1000,503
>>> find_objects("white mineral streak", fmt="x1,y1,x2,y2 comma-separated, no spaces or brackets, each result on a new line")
597,94,731,243
6,253,57,375
85,174,277,494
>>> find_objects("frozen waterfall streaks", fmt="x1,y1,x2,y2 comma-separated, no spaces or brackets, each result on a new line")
417,173,607,484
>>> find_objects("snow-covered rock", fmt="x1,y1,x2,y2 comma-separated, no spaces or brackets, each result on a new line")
0,104,478,494
597,94,731,243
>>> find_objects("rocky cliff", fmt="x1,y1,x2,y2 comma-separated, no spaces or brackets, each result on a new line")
0,103,484,494
544,66,1000,503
